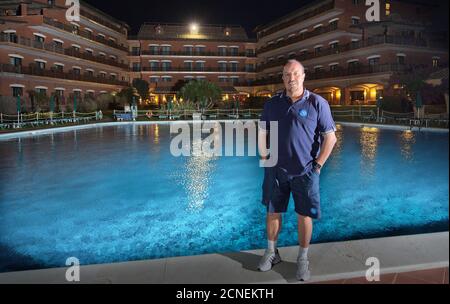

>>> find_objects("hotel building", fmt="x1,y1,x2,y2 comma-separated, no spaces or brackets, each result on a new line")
0,0,448,108
127,23,257,103
0,0,130,107
237,0,448,105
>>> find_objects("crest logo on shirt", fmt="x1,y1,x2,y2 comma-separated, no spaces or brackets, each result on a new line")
299,109,308,118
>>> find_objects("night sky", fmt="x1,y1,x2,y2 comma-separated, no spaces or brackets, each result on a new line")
83,0,449,37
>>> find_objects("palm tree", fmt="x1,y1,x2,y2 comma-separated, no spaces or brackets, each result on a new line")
180,80,222,111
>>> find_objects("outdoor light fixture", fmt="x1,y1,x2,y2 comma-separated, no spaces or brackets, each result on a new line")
190,23,199,34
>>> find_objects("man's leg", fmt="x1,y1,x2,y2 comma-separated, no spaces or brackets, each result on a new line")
259,167,290,272
267,213,282,243
296,214,313,281
297,215,312,249
291,169,321,281
258,213,283,271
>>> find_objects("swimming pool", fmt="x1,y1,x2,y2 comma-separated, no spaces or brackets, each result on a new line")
0,123,448,272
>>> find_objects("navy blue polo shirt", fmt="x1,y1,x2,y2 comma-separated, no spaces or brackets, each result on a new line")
260,89,336,177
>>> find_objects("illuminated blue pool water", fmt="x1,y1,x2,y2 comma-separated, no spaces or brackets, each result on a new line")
0,123,448,272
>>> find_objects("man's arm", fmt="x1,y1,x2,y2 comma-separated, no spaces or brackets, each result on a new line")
315,132,337,170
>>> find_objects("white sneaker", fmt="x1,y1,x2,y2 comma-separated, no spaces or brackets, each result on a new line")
296,258,311,281
258,249,282,272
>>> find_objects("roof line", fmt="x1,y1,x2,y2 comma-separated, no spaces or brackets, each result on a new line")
80,0,130,30
253,0,330,33
142,22,245,28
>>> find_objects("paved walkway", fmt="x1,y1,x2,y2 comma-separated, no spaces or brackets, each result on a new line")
0,232,447,284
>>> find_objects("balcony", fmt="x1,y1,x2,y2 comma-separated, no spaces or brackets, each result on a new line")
43,17,128,52
138,50,256,57
79,9,127,36
239,64,425,86
257,1,335,39
257,35,432,72
0,34,129,69
0,63,129,86
129,50,141,56
257,21,339,55
141,66,251,73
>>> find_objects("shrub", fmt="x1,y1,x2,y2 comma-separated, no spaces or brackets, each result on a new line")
79,96,98,113
35,92,50,112
96,94,115,111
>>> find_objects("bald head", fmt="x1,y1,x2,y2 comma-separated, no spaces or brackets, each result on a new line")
284,59,305,74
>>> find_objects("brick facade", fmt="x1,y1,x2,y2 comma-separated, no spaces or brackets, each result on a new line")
0,0,448,107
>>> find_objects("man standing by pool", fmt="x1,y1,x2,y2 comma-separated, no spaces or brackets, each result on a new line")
258,59,337,281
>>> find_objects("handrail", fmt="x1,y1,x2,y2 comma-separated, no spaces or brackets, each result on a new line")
138,50,256,57
141,66,253,72
257,35,431,72
257,21,339,55
43,17,128,52
239,64,434,86
0,63,129,86
79,9,127,36
0,111,101,128
257,1,335,39
0,34,128,69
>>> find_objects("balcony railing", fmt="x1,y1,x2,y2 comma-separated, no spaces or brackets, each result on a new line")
239,64,426,86
0,63,129,86
257,1,335,39
257,35,431,72
80,9,127,36
43,17,128,52
0,34,129,69
257,21,339,55
141,66,253,72
138,50,257,57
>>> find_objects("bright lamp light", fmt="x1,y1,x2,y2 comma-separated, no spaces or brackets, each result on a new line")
190,23,199,33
